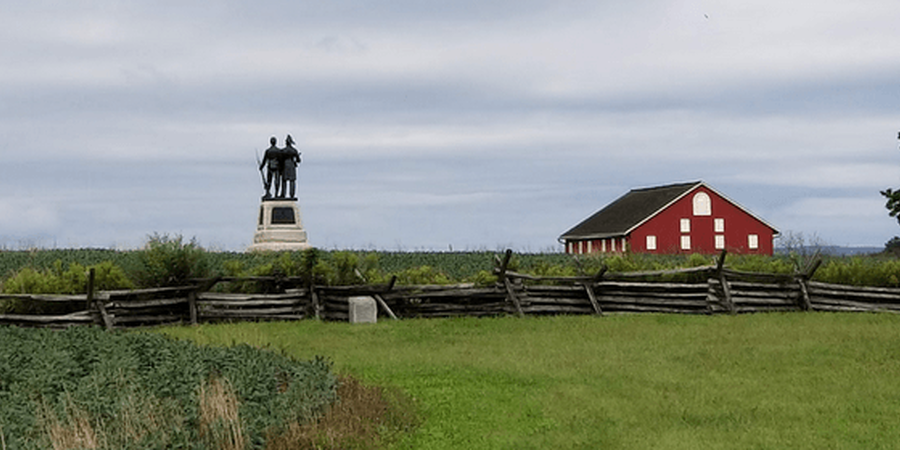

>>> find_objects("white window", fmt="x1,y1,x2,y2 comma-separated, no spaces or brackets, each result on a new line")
578,241,583,254
680,218,691,233
567,242,572,253
680,235,691,250
748,234,759,250
601,239,607,252
714,218,725,233
609,239,615,252
646,235,657,250
587,241,592,253
715,235,725,250
621,238,627,252
693,192,711,216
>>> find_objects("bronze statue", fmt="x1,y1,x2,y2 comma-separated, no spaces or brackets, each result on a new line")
281,134,301,199
259,136,282,199
258,135,302,200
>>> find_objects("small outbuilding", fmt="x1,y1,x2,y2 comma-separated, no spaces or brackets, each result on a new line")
559,181,779,255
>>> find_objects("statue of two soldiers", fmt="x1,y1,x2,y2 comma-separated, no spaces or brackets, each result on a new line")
259,135,302,200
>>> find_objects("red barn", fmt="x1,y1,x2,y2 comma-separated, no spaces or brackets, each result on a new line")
559,181,779,255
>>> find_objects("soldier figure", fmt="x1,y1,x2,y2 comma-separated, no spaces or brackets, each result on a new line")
281,134,302,199
259,136,282,199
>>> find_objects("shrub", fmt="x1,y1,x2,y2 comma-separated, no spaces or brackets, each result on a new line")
814,256,900,287
134,233,210,287
467,269,499,286
0,261,134,314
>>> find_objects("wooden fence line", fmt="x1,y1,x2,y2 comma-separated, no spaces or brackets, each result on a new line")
2,251,899,328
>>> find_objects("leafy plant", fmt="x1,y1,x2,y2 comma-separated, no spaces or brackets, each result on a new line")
1,261,133,314
134,233,210,287
0,326,337,449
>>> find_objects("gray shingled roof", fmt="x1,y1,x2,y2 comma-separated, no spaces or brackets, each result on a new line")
559,181,702,240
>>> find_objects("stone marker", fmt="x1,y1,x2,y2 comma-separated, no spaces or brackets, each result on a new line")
349,296,377,324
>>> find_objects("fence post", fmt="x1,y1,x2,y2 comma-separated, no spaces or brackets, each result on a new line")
87,268,113,330
95,293,114,330
188,291,198,325
375,275,399,320
582,265,607,316
495,249,512,284
190,277,221,325
85,268,95,310
356,268,399,320
495,249,524,317
715,250,735,314
310,280,320,320
796,258,823,311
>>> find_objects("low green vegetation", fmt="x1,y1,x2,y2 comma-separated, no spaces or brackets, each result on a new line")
2,236,900,300
1,261,133,295
161,314,900,449
0,326,337,449
132,233,210,287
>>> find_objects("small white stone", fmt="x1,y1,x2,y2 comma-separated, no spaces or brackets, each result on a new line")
348,296,377,324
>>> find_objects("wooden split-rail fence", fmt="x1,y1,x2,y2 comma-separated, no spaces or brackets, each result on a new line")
2,251,899,329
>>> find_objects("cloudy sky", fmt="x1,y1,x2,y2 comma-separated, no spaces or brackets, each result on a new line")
1,1,899,251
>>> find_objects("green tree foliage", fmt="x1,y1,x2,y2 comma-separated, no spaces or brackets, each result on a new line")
134,233,210,287
884,236,900,256
881,188,900,225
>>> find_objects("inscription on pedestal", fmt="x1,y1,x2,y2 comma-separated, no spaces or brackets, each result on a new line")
271,207,296,224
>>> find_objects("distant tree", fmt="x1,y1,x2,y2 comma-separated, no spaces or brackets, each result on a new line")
885,236,900,256
886,132,900,224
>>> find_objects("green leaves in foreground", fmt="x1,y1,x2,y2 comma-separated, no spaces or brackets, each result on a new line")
0,326,336,449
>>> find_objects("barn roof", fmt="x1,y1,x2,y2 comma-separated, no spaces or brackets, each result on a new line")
559,181,702,241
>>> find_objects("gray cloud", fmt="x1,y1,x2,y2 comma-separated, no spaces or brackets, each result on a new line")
2,0,899,250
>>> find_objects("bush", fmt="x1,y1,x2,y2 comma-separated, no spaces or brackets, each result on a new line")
814,256,900,287
2,261,132,295
134,233,209,287
0,261,134,314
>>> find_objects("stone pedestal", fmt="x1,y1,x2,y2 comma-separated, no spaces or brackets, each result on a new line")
246,199,312,252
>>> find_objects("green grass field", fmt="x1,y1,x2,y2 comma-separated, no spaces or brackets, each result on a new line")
159,313,900,449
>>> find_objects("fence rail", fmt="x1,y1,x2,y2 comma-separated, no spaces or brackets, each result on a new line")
2,251,899,328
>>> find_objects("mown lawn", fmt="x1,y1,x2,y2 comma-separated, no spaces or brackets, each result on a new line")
160,313,900,449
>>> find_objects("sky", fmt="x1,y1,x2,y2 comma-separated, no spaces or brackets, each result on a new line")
1,1,899,252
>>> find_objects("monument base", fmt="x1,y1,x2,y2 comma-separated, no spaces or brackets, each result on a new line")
246,199,312,252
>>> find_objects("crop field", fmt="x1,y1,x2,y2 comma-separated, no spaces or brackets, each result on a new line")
3,245,900,291
161,313,900,449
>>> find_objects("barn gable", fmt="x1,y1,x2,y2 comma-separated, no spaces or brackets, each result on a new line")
559,182,700,241
560,181,779,255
